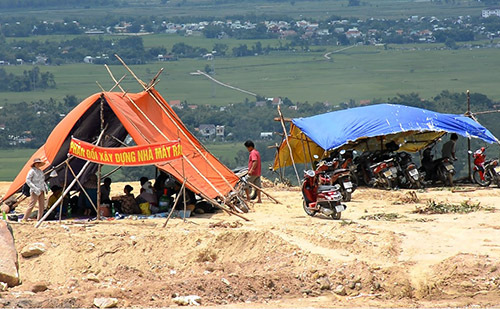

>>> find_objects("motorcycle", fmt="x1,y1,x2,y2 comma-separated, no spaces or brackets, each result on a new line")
232,167,257,200
472,147,500,187
313,154,354,202
420,147,455,186
393,152,424,189
370,157,398,190
301,167,347,220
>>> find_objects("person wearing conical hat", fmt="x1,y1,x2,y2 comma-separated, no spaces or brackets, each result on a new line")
23,158,48,222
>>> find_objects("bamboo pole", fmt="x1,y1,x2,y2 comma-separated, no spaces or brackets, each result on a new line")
298,132,309,171
277,105,301,185
35,160,92,228
466,90,472,183
162,179,186,228
96,96,104,220
66,162,98,214
246,181,281,204
59,163,68,223
35,128,107,228
304,133,315,170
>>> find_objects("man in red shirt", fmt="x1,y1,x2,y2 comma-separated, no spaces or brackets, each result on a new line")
244,140,262,203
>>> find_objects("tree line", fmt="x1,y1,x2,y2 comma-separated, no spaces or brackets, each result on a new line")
0,67,55,92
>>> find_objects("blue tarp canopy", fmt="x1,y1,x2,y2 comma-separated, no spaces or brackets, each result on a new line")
273,104,498,170
294,104,497,151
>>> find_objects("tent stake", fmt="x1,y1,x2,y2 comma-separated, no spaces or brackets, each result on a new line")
277,105,301,185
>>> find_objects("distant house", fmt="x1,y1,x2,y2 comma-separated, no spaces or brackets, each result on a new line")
215,125,225,137
267,97,282,106
199,124,216,137
169,100,182,109
482,8,500,18
188,105,198,110
359,99,371,106
260,132,273,139
346,27,362,39
83,56,94,64
0,60,10,66
16,59,24,65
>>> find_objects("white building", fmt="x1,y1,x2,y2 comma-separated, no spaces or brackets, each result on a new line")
482,8,500,18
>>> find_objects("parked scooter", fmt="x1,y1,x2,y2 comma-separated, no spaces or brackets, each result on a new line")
370,157,398,190
420,147,455,186
301,164,347,220
393,152,424,189
325,153,355,202
471,147,500,187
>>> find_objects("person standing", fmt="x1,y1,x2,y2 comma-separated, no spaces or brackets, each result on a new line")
442,133,458,161
244,140,262,203
23,158,48,222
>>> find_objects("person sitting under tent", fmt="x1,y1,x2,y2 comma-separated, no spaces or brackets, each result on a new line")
28,185,68,220
46,185,69,219
100,177,112,204
112,185,141,214
153,171,169,200
137,180,158,207
172,182,196,212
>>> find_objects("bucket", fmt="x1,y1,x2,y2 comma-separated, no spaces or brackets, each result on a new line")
99,204,111,217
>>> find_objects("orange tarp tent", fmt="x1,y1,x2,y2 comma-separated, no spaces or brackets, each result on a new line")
2,88,238,202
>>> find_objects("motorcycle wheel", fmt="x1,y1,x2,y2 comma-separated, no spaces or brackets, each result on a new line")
473,170,491,187
249,186,257,200
446,173,454,187
234,194,249,213
303,200,317,217
331,211,341,220
350,174,358,192
383,177,392,190
342,190,352,202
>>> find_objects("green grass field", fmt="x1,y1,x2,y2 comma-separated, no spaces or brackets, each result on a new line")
3,43,500,106
0,0,484,20
0,149,37,181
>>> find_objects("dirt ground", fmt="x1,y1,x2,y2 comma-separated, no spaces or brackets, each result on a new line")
1,180,500,308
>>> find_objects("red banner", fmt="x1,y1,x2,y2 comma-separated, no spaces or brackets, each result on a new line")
68,137,182,166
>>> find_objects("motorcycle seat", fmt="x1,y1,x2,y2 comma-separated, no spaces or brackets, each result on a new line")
318,185,337,192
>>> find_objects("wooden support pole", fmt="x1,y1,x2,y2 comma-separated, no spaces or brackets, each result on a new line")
466,90,472,183
66,162,98,214
36,128,107,228
96,96,105,220
246,181,281,204
35,160,92,228
277,105,301,185
162,179,186,228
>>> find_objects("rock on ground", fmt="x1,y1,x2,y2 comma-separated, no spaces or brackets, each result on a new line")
172,295,202,306
20,242,46,258
93,297,118,308
0,221,20,287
